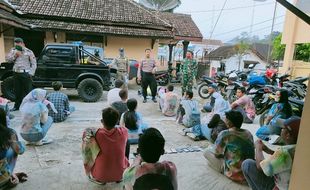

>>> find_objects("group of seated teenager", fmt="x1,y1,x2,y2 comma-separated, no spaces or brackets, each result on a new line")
82,107,177,189
171,83,301,189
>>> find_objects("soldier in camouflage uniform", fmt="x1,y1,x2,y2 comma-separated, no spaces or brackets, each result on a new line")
111,48,129,85
181,51,197,94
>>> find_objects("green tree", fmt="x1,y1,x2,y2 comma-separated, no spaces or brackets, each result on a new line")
272,33,285,61
295,43,310,62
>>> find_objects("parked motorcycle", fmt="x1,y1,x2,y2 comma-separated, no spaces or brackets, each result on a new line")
136,70,170,86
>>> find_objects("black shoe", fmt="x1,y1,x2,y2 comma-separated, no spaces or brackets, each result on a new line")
152,99,157,103
143,99,147,103
10,107,19,112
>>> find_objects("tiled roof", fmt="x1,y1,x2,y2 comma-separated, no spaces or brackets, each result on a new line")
251,43,272,62
9,0,171,28
206,45,237,59
159,12,203,41
0,0,29,28
26,18,173,38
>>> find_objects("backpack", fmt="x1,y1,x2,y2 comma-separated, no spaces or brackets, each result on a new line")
187,101,201,127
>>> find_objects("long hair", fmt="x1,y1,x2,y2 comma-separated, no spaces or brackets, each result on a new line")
124,98,138,130
278,89,292,117
0,108,10,149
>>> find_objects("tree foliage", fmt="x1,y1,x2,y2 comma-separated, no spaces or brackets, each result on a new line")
272,33,285,61
295,43,310,62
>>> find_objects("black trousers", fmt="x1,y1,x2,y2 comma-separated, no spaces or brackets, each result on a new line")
141,72,157,99
13,72,32,109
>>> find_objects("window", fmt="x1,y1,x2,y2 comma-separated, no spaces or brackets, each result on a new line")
42,47,74,65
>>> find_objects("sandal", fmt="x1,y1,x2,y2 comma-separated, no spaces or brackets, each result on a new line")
15,172,28,183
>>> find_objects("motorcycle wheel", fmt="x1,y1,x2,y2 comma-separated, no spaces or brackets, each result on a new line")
198,83,211,99
259,110,269,127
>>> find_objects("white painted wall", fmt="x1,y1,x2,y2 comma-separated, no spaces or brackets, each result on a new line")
209,51,267,76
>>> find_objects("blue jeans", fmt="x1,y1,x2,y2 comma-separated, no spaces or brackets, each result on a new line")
203,103,213,112
242,159,275,190
21,116,53,142
256,123,281,141
192,124,212,141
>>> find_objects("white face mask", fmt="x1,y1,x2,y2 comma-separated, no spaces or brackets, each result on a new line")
275,93,281,102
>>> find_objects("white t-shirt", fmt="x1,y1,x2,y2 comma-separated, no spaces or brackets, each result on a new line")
107,88,122,105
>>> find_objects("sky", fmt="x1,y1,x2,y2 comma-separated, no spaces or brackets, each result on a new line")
172,0,290,42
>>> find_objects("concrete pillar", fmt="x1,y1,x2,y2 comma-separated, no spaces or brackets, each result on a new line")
0,24,6,62
289,79,310,189
168,44,175,72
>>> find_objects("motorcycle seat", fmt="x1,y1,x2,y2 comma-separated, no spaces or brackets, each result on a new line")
155,70,168,75
290,77,309,84
289,98,304,105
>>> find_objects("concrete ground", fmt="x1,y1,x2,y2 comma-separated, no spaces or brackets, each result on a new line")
9,81,260,190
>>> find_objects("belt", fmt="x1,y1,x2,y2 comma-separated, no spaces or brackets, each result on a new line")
14,69,30,73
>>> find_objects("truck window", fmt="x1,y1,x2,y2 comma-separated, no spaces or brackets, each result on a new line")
42,47,75,65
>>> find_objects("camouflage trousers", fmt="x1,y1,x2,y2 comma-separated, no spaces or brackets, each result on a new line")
117,71,128,86
182,75,194,94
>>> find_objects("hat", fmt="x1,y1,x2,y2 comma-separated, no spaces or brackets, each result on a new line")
208,83,218,90
14,37,24,43
277,116,301,140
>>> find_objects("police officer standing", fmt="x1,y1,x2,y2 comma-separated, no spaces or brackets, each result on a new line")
111,48,129,85
5,38,37,111
137,49,157,103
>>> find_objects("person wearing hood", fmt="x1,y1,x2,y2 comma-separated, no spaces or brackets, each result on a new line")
19,88,54,145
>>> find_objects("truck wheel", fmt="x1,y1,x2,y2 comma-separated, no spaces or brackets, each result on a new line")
1,76,16,101
78,78,103,102
109,73,117,89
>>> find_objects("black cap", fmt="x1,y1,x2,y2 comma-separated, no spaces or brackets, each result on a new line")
14,37,24,43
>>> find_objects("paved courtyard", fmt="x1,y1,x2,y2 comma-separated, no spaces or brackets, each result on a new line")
9,82,260,190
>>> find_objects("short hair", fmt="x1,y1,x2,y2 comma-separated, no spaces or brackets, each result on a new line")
138,128,165,163
115,79,124,88
225,110,243,129
187,50,194,56
52,81,63,91
101,107,119,129
237,87,246,94
119,89,128,100
145,48,151,52
186,90,193,99
167,85,174,92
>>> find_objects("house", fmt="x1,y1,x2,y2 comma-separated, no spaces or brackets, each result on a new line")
279,0,310,78
0,0,202,63
205,43,272,76
0,0,29,62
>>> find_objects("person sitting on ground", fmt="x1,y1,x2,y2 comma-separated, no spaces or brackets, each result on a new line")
202,84,218,113
86,107,129,184
158,85,178,117
242,116,301,190
0,96,14,126
111,89,128,119
203,110,254,184
176,91,200,128
107,79,124,106
231,87,255,123
120,98,148,144
256,89,292,141
123,128,177,190
0,108,27,189
47,81,75,123
20,88,54,145
183,92,230,141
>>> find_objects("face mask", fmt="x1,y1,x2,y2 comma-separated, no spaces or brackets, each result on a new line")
15,45,23,51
